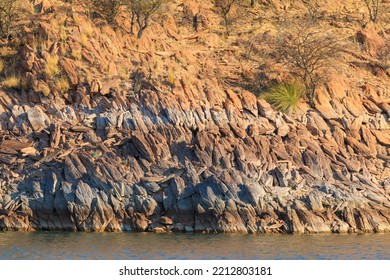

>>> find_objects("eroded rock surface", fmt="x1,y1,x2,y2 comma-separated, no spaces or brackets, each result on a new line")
0,0,390,234
1,81,390,233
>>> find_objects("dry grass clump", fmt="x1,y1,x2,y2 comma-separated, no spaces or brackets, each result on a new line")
34,82,51,96
0,48,17,57
79,33,89,47
2,75,20,89
167,68,175,86
45,55,61,77
71,48,82,60
55,77,70,94
0,59,4,73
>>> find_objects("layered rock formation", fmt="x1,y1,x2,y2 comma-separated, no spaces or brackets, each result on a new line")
0,0,389,233
1,79,389,233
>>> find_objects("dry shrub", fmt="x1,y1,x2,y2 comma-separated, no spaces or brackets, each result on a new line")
45,55,61,78
34,82,51,96
213,0,239,35
2,75,20,89
0,59,4,73
55,77,70,94
269,22,344,107
129,0,168,38
93,0,125,23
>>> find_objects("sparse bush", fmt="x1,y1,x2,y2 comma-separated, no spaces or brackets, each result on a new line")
34,82,51,96
0,59,4,73
363,0,382,22
0,0,16,39
93,0,125,23
272,24,343,107
45,55,61,78
213,0,238,35
128,0,168,39
55,77,70,94
262,81,304,115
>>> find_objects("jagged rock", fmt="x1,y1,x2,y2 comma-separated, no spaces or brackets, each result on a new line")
34,0,53,14
371,130,390,145
257,98,274,120
272,167,288,187
160,216,173,225
131,132,155,162
26,106,50,131
356,22,385,56
314,88,340,119
345,137,375,158
59,58,79,85
277,123,290,137
0,140,32,151
363,99,382,113
75,181,95,207
100,79,120,95
0,211,31,231
64,154,86,183
344,96,365,117
241,91,258,116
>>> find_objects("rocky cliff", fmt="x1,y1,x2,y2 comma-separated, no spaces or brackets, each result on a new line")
0,0,389,233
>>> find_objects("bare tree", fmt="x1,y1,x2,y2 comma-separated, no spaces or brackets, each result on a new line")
272,24,343,107
364,0,382,22
214,0,238,35
128,0,167,39
93,0,126,24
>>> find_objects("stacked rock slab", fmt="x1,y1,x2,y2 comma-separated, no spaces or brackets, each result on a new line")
0,79,389,233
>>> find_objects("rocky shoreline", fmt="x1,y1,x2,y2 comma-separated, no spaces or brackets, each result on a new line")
1,80,390,234
1,0,390,234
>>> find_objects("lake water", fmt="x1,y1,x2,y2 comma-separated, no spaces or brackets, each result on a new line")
0,232,389,260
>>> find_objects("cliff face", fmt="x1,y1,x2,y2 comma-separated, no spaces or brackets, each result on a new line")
0,0,390,233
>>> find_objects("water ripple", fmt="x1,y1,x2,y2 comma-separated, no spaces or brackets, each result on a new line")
0,232,389,260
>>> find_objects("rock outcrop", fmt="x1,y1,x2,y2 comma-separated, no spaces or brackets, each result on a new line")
0,0,389,233
1,77,389,233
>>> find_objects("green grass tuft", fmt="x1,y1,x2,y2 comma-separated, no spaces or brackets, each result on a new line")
261,81,304,115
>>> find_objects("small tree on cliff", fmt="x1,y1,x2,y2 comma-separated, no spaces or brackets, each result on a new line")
272,24,343,107
213,0,239,35
93,0,126,24
128,0,168,39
